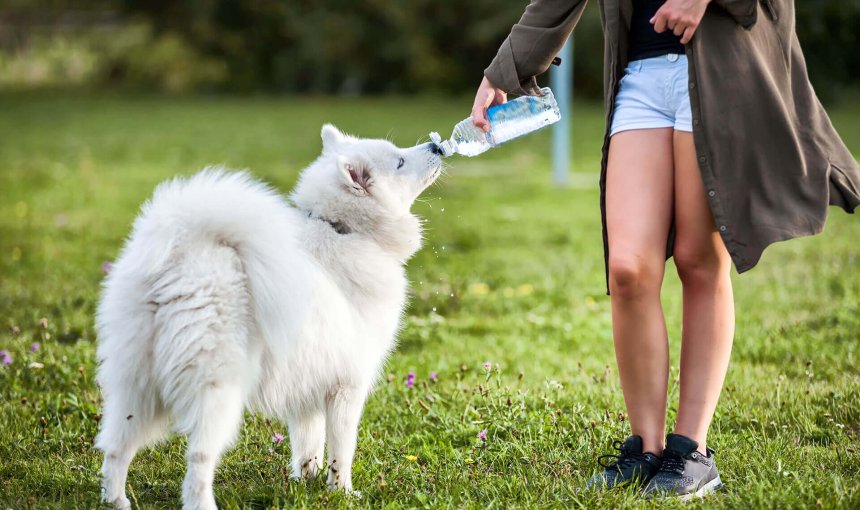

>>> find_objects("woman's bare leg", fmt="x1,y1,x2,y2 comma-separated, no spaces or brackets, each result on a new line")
671,131,735,454
606,128,675,456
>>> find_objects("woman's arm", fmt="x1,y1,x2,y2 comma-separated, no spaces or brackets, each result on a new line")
483,0,589,96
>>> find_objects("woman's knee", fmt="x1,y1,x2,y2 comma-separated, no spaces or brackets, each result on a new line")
608,254,664,298
673,242,730,287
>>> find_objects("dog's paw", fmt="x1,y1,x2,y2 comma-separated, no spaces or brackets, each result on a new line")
104,496,131,510
101,486,131,510
290,456,322,481
327,484,361,499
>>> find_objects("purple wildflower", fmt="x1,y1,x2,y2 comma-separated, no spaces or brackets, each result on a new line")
477,429,488,442
429,372,438,383
272,432,285,444
483,362,492,371
30,342,40,352
405,371,416,388
1,350,11,366
102,261,113,274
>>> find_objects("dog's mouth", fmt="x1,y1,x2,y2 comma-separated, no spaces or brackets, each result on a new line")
423,165,442,187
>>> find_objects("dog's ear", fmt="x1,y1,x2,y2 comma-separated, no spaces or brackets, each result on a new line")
321,124,345,152
338,155,371,196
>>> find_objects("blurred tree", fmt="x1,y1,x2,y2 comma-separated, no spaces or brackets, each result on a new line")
116,0,860,99
0,0,858,100
794,0,860,103
119,0,528,94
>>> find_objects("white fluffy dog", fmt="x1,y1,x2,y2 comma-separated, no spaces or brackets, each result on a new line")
95,125,443,509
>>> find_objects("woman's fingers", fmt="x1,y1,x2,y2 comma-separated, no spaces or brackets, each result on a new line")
472,79,505,132
484,89,496,108
651,13,668,33
655,13,686,38
652,12,698,41
494,88,508,108
650,0,707,41
680,26,695,44
471,92,491,132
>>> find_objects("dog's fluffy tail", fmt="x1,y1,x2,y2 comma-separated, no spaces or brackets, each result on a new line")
115,167,316,353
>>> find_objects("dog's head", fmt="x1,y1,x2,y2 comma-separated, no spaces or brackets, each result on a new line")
291,124,443,258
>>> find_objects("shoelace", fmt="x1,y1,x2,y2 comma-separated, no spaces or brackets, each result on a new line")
597,440,649,471
659,448,687,475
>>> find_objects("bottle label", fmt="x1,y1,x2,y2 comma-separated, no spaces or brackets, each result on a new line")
487,95,545,124
486,88,560,146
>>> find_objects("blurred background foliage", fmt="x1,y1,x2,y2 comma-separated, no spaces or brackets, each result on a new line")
0,0,858,102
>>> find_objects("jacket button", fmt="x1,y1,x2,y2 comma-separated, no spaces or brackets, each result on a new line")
708,190,716,197
719,225,727,232
694,119,700,126
698,155,707,163
689,82,696,90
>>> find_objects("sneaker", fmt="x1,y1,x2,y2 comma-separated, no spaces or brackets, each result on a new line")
643,433,723,500
586,435,662,490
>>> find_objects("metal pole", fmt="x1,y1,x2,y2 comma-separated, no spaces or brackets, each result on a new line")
550,37,573,186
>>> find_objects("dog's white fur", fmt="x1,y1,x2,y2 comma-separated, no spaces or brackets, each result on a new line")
95,125,442,509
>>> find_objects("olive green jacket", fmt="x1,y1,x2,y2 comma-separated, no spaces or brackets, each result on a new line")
484,0,859,288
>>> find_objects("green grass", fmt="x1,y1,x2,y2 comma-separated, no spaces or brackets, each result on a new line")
1,92,858,509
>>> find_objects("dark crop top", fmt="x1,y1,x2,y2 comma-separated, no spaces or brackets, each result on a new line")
629,0,686,61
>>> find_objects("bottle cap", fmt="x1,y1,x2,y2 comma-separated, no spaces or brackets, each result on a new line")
429,132,455,157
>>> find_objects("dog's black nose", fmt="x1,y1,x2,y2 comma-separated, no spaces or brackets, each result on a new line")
426,142,443,155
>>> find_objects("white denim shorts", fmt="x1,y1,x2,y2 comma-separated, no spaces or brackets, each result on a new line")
610,53,693,136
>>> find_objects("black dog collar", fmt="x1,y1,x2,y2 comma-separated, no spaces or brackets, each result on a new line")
305,210,351,235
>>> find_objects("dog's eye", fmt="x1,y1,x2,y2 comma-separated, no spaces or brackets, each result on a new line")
397,157,405,169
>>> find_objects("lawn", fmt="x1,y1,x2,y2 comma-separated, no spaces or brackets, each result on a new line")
0,93,858,509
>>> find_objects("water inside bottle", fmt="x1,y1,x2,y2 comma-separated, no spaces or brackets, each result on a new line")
449,121,492,157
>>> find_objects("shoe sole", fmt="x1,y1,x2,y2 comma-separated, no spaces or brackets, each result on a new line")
678,475,723,502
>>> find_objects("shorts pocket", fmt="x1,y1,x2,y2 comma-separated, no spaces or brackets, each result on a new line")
619,61,643,85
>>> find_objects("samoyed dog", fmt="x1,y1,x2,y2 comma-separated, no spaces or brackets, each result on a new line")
95,125,443,509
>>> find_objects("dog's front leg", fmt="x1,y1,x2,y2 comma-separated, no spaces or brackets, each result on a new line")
287,411,325,480
324,385,366,495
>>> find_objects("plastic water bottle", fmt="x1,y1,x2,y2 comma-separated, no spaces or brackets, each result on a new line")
430,87,561,157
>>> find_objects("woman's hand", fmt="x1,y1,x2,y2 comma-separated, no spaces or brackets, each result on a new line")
471,76,507,132
651,0,711,45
